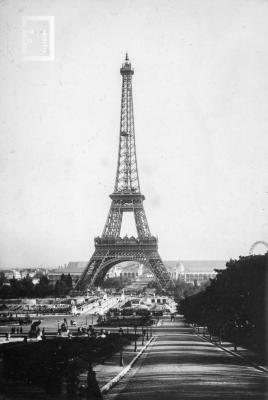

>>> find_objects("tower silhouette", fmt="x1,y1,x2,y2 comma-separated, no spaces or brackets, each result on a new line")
76,54,174,291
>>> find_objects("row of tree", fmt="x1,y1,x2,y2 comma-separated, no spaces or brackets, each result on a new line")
101,276,132,291
147,276,209,298
179,254,267,357
0,274,73,298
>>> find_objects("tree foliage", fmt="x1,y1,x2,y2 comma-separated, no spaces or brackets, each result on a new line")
173,278,209,301
179,254,267,356
101,276,131,291
147,278,209,299
54,274,73,296
0,273,73,298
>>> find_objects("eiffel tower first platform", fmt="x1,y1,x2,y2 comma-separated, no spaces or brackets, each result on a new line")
75,54,174,292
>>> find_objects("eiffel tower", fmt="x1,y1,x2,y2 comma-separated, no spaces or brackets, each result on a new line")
75,54,174,292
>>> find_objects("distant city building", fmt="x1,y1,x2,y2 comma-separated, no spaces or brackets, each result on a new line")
164,260,225,285
0,260,225,288
20,270,36,279
2,270,22,280
47,262,87,284
107,262,143,279
0,267,50,281
52,259,226,287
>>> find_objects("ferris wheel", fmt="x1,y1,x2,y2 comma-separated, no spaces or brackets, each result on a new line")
249,241,268,255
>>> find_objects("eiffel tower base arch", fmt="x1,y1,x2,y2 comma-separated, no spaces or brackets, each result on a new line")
75,237,173,292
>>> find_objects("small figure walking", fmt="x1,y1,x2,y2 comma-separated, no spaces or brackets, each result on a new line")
86,365,103,400
42,327,46,340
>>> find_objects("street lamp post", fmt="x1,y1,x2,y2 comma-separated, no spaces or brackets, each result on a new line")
134,326,137,352
234,323,238,352
142,327,144,346
119,328,124,366
219,328,222,345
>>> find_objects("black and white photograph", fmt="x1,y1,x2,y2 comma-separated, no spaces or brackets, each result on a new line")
0,1,267,399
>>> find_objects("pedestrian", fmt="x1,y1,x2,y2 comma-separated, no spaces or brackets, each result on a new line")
86,365,103,400
41,327,46,339
20,326,23,334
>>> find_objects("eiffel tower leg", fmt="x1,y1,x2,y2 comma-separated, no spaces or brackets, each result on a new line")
75,249,113,291
144,254,174,291
75,255,99,291
102,202,123,237
134,206,151,237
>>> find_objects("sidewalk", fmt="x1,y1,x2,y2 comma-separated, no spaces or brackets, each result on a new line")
78,336,152,389
97,339,149,388
195,330,268,372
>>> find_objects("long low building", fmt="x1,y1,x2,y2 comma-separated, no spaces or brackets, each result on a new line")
47,259,226,286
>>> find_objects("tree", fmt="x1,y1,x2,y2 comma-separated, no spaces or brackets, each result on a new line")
54,274,73,296
179,254,267,357
64,274,73,290
0,272,7,285
101,277,131,291
35,275,52,297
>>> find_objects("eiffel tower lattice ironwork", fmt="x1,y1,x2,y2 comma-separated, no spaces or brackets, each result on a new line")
75,54,174,292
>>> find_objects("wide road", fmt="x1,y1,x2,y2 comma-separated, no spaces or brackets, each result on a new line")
105,316,268,400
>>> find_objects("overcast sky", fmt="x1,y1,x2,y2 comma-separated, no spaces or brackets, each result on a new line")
0,0,267,268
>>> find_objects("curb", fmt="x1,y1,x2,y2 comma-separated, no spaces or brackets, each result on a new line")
101,336,155,394
197,333,268,374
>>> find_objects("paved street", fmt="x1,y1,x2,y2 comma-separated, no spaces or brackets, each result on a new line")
105,317,268,400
